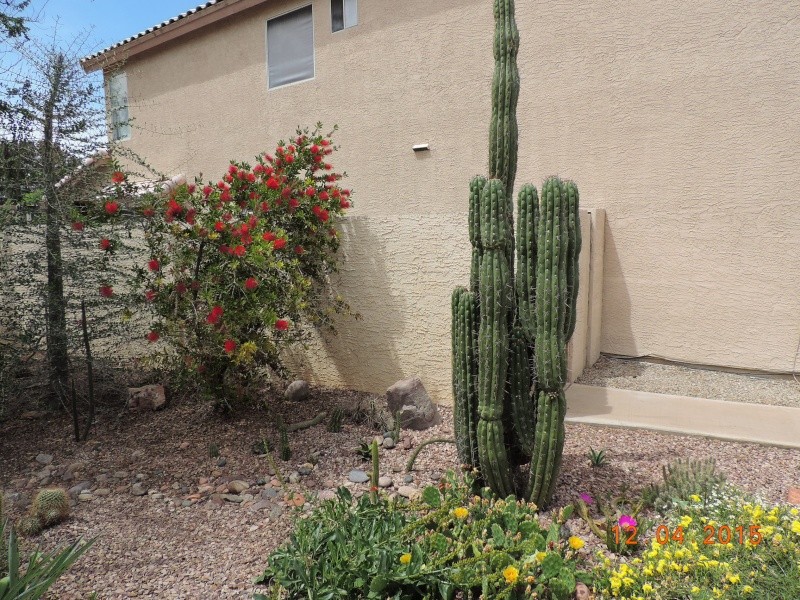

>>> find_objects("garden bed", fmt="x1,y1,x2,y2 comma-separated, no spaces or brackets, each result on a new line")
1,386,798,598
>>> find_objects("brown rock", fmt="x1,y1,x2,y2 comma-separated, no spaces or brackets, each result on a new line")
386,377,441,430
787,487,800,505
128,384,167,411
227,480,249,494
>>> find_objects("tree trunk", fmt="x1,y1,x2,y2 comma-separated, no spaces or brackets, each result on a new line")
43,53,69,410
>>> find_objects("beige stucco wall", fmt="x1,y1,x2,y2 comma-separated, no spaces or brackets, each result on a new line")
111,0,800,400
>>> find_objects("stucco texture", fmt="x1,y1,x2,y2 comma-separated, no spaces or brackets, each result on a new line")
109,0,800,400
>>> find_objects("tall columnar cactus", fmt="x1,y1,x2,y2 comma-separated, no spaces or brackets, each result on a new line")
451,0,581,507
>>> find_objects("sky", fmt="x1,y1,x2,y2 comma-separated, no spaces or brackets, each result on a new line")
23,0,201,55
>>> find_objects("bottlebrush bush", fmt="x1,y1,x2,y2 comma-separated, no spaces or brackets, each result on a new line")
94,125,352,403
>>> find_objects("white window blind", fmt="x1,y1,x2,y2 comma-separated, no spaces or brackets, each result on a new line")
108,72,130,141
331,0,357,32
267,6,315,89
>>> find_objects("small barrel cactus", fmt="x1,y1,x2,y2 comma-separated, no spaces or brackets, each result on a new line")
16,514,44,538
32,488,70,528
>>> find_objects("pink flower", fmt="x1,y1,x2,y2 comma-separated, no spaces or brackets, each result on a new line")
619,515,637,530
266,177,279,190
273,238,287,250
206,305,223,325
275,319,289,331
145,289,157,302
580,493,594,505
245,277,258,291
148,259,160,272
224,339,237,354
99,285,114,298
104,201,119,215
99,238,112,251
147,331,160,343
72,221,84,231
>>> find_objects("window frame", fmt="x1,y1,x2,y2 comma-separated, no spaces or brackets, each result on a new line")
331,0,358,33
265,3,316,90
107,71,131,142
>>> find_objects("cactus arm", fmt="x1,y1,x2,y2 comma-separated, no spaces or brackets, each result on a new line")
564,180,581,340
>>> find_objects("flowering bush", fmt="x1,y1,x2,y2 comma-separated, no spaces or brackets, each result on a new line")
592,487,800,599
92,126,351,402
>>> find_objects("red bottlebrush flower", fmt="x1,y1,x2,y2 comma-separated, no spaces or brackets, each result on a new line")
233,244,246,257
198,227,209,237
228,164,238,174
148,259,160,272
220,190,232,203
214,221,225,232
104,201,119,215
276,146,285,155
176,281,187,294
275,319,289,331
111,171,125,184
273,238,287,250
203,185,213,197
224,339,237,354
186,209,196,225
248,215,258,228
332,188,341,197
265,166,274,176
217,180,228,190
145,289,157,302
143,207,155,218
72,221,84,231
207,306,223,325
100,238,112,251
266,177,280,190
342,189,351,197
187,183,196,193
288,144,296,153
262,231,276,242
253,163,265,174
326,174,337,182
310,144,320,154
249,191,258,200
264,153,274,163
317,209,330,222
305,186,315,197
237,169,246,180
289,198,300,209
224,174,233,184
219,245,230,255
222,212,233,222
99,285,114,298
260,201,270,212
165,213,175,223
313,155,323,164
285,154,294,164
281,186,291,198
294,245,305,255
296,135,305,144
245,277,258,291
147,330,160,343
318,191,329,201
324,163,332,170
311,205,321,215
340,199,351,209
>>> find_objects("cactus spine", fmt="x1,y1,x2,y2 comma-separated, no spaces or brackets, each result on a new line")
451,0,580,507
32,488,70,528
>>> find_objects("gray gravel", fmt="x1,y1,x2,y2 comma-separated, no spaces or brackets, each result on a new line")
576,356,800,408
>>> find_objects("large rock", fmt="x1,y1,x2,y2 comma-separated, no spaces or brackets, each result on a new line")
128,385,167,411
284,380,309,402
386,377,440,430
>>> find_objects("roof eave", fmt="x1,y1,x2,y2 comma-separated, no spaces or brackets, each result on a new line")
81,0,270,73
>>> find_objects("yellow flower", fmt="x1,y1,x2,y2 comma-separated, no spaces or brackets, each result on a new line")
690,494,701,502
642,583,654,594
610,576,622,590
681,515,693,527
503,565,519,585
399,553,412,565
568,536,585,550
452,507,469,520
742,586,753,594
727,573,740,584
691,587,701,595
535,551,547,563
791,520,800,535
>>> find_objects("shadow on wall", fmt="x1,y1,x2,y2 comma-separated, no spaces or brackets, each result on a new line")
286,215,407,394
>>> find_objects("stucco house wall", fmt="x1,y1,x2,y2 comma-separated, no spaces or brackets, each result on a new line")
85,0,800,400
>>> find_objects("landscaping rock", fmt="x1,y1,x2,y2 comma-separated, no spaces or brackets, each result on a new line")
252,500,271,511
260,487,278,499
403,474,414,484
397,485,419,499
131,483,147,497
35,453,53,465
378,476,393,488
386,377,440,430
95,488,111,496
227,480,249,494
284,380,309,402
68,481,91,496
298,463,314,476
788,487,800,505
318,489,336,501
383,437,396,449
78,493,93,502
222,494,243,504
288,472,300,484
347,470,369,484
128,384,167,411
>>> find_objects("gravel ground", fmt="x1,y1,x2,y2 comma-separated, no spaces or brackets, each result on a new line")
1,386,799,599
576,355,800,408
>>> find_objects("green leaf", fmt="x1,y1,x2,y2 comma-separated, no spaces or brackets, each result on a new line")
421,486,441,508
491,523,506,547
541,552,563,580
